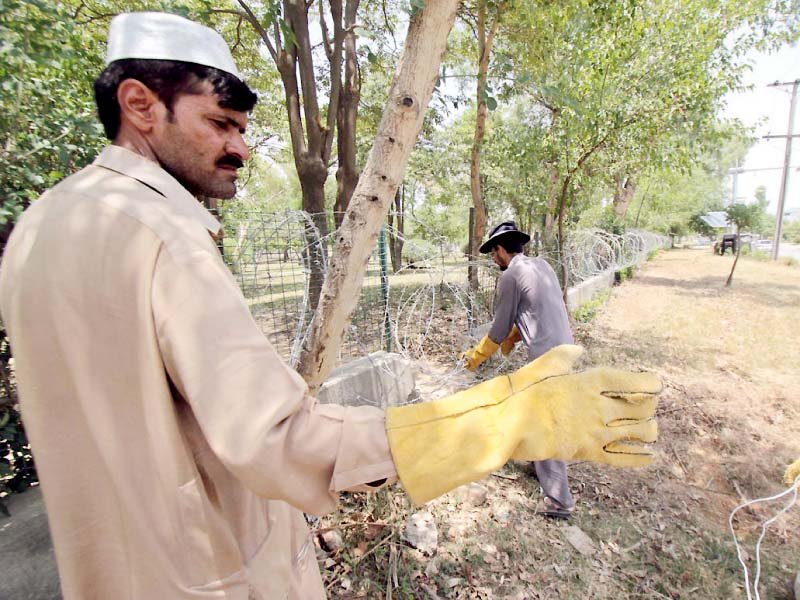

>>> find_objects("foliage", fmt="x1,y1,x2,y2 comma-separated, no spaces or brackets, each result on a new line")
571,288,611,323
784,218,800,243
0,1,107,248
628,127,751,235
726,202,763,233
615,265,637,284
468,0,800,248
0,319,37,501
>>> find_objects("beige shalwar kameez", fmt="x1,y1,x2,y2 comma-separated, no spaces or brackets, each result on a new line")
0,145,397,599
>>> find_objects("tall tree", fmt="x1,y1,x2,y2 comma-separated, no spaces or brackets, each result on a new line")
462,0,506,287
232,0,363,306
297,0,462,391
494,0,799,288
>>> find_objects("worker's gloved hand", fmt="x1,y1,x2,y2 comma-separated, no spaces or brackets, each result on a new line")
386,344,662,505
784,458,800,487
461,335,500,370
500,326,522,356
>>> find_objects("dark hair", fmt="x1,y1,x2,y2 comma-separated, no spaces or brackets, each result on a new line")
496,238,525,254
94,59,258,139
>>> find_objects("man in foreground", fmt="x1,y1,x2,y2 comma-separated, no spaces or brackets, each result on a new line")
0,12,661,599
463,222,577,519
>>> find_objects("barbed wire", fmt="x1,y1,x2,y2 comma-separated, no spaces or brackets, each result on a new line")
221,209,668,398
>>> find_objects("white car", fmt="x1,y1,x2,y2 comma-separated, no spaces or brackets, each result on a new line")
756,239,772,251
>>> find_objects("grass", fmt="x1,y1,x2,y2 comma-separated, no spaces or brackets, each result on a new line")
318,248,800,599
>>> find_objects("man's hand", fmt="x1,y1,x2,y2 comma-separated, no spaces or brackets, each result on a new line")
508,354,660,468
461,335,500,370
387,345,662,504
500,326,521,356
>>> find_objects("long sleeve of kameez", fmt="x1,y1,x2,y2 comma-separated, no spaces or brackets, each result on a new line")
488,270,520,345
151,244,397,516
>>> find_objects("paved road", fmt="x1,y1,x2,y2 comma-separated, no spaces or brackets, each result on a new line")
0,488,61,600
779,242,800,260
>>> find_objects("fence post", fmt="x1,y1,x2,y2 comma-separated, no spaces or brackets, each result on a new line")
379,226,392,352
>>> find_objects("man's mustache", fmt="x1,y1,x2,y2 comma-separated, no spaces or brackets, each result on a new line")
216,155,244,169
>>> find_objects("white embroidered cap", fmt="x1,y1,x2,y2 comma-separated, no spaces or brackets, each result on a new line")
106,12,241,80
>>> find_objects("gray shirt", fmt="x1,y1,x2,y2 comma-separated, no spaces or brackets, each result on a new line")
488,254,574,360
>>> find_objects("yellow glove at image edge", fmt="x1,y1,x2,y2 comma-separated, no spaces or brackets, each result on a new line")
784,457,800,487
386,344,661,505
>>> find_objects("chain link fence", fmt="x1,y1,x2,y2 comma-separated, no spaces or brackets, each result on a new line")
221,210,500,370
221,210,669,375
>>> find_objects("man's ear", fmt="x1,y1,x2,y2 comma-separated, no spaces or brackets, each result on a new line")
116,79,163,134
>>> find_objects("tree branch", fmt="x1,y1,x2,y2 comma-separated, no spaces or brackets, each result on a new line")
234,1,278,62
285,0,325,155
319,0,334,62
323,0,348,163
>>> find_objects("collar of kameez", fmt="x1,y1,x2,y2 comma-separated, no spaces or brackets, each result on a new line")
508,253,524,267
93,145,222,235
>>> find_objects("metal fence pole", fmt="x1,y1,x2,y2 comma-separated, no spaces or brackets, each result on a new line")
379,226,392,352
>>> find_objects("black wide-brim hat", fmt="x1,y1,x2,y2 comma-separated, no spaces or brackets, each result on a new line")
479,221,531,253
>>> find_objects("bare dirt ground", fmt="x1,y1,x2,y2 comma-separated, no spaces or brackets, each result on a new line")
320,248,800,599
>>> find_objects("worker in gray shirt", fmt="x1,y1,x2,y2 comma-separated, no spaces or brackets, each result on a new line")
462,221,576,518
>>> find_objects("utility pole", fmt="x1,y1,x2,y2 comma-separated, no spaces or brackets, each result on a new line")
766,80,799,261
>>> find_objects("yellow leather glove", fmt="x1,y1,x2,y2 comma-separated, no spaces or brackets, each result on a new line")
461,335,500,370
386,345,661,505
500,326,522,356
784,458,800,487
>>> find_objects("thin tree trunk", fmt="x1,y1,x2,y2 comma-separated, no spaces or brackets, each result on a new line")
633,181,652,228
542,161,559,248
388,186,405,272
297,160,330,308
557,176,570,296
333,0,361,228
726,226,741,287
298,0,461,391
468,1,503,290
613,174,637,221
239,0,344,307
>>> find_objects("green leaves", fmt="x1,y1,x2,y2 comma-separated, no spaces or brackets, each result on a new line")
409,0,427,16
0,1,106,244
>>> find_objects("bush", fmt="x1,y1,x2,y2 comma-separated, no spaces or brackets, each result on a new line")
615,266,637,283
572,289,612,323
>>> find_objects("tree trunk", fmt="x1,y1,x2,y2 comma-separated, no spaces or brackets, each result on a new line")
297,0,461,391
333,0,361,228
388,185,405,273
468,1,502,289
613,175,637,221
240,0,344,307
557,176,570,296
542,161,559,248
725,226,741,287
296,157,330,308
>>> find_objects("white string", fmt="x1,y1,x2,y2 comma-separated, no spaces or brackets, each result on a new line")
729,475,799,600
